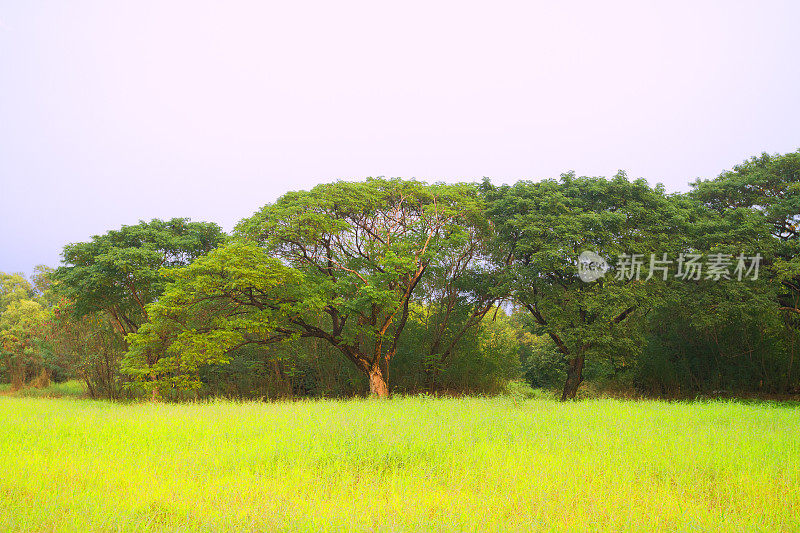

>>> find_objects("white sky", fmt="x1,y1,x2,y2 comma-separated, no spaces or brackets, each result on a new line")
1,0,799,274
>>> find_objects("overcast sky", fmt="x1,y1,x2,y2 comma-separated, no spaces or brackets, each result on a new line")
1,1,799,275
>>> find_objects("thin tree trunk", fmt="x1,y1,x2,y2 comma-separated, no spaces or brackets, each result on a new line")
10,366,24,392
425,364,438,393
787,331,796,393
561,354,585,401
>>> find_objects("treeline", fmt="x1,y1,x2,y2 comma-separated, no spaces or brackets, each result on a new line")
1,151,798,400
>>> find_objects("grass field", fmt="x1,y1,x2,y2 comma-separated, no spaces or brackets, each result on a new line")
0,387,798,532
0,380,86,399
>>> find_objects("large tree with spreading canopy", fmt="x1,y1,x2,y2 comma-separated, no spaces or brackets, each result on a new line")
127,178,497,397
483,172,686,399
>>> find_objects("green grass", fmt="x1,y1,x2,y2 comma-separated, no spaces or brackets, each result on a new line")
0,380,87,399
0,395,798,532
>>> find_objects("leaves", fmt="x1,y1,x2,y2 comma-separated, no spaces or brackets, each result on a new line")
53,218,225,334
484,172,688,396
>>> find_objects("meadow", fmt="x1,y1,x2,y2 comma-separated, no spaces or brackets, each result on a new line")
0,385,798,532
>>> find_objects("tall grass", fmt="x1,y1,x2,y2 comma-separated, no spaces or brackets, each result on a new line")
0,395,798,531
0,380,87,399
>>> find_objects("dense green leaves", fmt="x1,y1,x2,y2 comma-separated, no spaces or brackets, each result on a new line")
693,151,800,318
484,172,686,398
53,218,225,335
6,151,800,400
0,275,48,388
126,179,496,397
125,240,308,393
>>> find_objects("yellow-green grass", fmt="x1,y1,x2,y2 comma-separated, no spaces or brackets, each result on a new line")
0,380,87,399
0,394,798,532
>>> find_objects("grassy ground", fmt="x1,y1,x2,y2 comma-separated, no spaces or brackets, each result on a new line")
0,392,798,532
0,380,87,399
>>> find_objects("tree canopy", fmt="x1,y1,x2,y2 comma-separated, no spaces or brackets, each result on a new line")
53,218,225,335
127,179,497,397
484,172,692,399
5,151,799,400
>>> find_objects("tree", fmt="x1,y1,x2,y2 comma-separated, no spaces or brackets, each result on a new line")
124,240,305,394
127,179,490,397
0,273,34,313
53,218,225,336
46,299,128,398
693,151,799,312
483,172,684,400
0,273,44,388
692,150,800,390
0,298,48,389
50,218,224,397
638,278,787,395
400,206,501,390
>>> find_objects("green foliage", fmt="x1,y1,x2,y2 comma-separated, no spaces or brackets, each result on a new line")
237,178,491,385
125,239,307,394
693,150,799,325
8,152,800,400
0,379,86,398
453,310,521,391
632,150,800,396
0,297,48,388
53,218,225,335
45,218,224,397
514,314,566,389
390,306,521,394
46,300,129,398
483,172,685,398
637,279,789,394
129,179,497,397
0,273,34,313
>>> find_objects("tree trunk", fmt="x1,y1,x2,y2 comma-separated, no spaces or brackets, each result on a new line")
10,368,24,392
561,354,585,401
423,361,438,393
368,365,389,398
84,377,96,399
